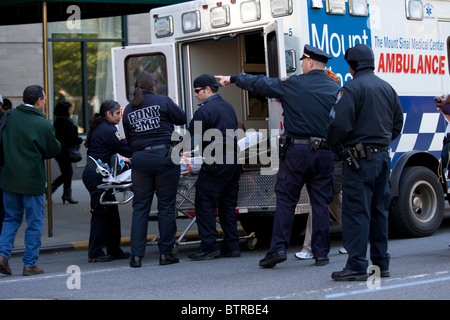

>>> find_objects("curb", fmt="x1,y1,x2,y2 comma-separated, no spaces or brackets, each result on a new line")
11,227,247,256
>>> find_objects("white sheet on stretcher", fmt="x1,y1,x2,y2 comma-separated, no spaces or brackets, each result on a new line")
101,156,205,184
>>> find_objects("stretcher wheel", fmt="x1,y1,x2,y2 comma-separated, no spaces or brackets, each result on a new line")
244,236,257,251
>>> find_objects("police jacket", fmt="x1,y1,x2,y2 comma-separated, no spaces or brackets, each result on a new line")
326,69,404,150
187,94,238,152
1,104,61,195
83,120,133,194
122,91,186,152
232,71,340,139
86,120,133,164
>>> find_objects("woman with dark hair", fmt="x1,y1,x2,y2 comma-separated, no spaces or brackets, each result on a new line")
51,102,83,204
122,71,186,267
82,100,133,262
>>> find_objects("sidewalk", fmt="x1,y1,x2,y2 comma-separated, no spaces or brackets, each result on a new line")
10,179,197,256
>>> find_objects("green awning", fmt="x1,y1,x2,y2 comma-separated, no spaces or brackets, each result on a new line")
0,0,191,25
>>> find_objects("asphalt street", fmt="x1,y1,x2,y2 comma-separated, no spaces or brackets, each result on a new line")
1,217,449,304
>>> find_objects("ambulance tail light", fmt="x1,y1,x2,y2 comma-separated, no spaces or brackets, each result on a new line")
241,0,261,23
154,16,173,38
271,0,293,17
210,5,230,28
310,0,323,9
182,11,201,33
349,0,368,17
325,0,346,15
406,0,424,20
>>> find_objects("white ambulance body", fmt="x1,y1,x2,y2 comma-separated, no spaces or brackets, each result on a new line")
112,0,450,240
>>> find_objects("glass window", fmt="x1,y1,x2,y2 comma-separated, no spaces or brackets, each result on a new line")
124,54,169,102
48,16,124,133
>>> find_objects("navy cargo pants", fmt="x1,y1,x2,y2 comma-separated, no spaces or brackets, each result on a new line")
341,151,391,273
195,163,241,253
270,144,334,258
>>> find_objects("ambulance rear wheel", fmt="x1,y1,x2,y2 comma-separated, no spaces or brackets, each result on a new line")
390,166,444,237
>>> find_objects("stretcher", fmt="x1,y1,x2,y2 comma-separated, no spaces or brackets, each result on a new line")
89,152,256,250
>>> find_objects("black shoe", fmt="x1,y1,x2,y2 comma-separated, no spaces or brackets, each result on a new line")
315,257,329,266
259,251,287,268
62,195,78,204
112,251,130,260
380,270,390,278
188,250,220,261
160,253,180,265
88,254,112,263
331,268,369,281
215,250,241,258
130,255,142,268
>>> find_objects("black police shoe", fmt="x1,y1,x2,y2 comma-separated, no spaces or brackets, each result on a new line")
130,255,142,268
259,251,287,268
315,257,329,266
160,253,180,265
331,268,369,281
188,250,220,260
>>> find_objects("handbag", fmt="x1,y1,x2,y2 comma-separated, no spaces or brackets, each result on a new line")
69,145,82,163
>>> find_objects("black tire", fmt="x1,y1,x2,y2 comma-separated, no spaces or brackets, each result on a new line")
390,166,444,237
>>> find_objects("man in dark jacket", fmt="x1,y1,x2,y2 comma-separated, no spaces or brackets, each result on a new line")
187,74,241,260
327,44,403,281
0,85,61,276
217,45,341,268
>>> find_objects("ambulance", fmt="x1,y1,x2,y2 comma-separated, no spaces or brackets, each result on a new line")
112,0,450,243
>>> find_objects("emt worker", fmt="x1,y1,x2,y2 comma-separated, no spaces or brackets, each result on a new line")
122,71,186,267
327,44,403,281
0,85,61,276
187,74,241,260
217,44,341,267
83,100,133,263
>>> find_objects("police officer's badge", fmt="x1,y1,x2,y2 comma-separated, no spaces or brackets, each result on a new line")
115,130,123,140
336,90,344,103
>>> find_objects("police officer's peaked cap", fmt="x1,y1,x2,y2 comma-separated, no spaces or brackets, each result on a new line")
193,74,222,88
300,44,332,63
345,44,375,72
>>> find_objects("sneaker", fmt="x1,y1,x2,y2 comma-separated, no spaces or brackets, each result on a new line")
339,247,347,254
294,251,314,260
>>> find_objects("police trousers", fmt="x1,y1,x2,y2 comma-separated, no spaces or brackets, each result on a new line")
82,167,123,259
342,151,391,272
130,148,180,257
195,163,241,253
270,144,334,258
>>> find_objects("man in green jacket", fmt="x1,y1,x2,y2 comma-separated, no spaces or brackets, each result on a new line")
0,85,61,276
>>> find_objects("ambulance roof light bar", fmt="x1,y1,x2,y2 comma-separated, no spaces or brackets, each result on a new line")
349,0,368,17
310,0,323,9
405,0,424,20
210,5,230,28
154,15,173,38
241,0,261,23
182,11,201,33
271,0,293,18
326,0,346,15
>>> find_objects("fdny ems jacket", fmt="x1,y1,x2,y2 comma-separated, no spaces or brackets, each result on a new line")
122,91,186,152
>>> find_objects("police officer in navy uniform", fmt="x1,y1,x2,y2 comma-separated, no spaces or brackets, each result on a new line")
217,45,341,267
122,71,186,267
83,100,133,262
327,44,403,281
187,74,241,260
